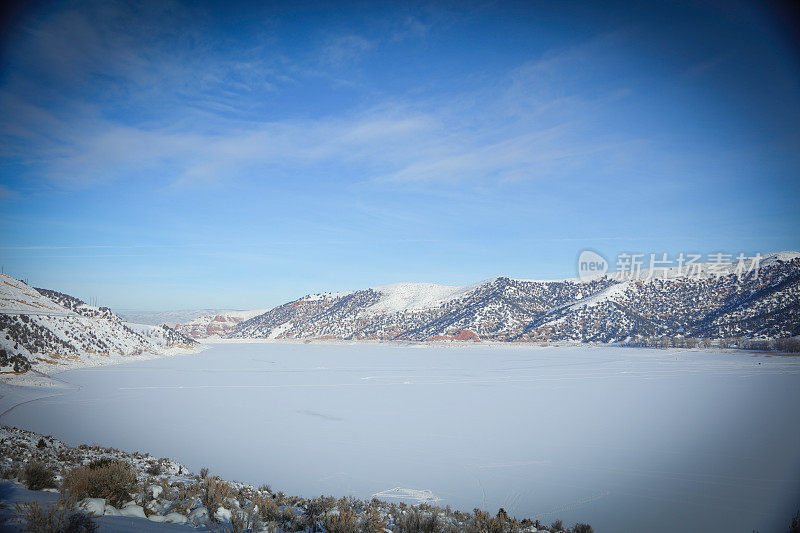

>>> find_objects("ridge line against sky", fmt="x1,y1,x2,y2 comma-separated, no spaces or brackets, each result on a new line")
0,0,798,311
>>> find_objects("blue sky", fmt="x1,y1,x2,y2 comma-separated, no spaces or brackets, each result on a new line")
1,0,799,311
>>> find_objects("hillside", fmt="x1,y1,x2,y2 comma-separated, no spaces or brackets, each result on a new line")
229,252,800,343
0,274,200,380
173,308,269,339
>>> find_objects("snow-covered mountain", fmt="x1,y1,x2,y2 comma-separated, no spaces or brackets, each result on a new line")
232,252,800,343
116,309,231,327
0,274,199,379
174,309,270,339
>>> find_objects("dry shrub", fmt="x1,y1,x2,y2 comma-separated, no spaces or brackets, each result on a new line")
145,461,163,476
14,497,98,533
279,506,305,532
166,482,196,517
56,448,80,464
252,491,280,523
461,508,520,533
1,464,19,480
303,496,337,531
322,498,359,533
230,502,262,533
201,475,235,519
394,505,442,533
86,458,114,470
156,478,175,500
21,461,56,490
360,505,389,533
61,460,137,507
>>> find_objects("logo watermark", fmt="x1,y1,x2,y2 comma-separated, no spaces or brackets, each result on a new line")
577,251,762,281
577,250,609,282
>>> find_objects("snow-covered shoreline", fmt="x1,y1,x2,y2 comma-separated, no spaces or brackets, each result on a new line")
200,336,800,357
0,342,208,386
0,425,571,532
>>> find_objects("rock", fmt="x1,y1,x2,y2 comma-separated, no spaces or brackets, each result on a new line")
215,506,232,522
103,505,121,516
164,512,188,524
77,498,106,516
188,506,209,526
145,499,165,514
118,502,147,518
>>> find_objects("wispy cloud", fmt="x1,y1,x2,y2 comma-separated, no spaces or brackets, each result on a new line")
0,3,751,205
1,27,647,193
388,16,432,42
320,35,375,67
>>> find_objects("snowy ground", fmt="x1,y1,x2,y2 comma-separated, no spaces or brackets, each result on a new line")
1,342,799,532
0,480,207,532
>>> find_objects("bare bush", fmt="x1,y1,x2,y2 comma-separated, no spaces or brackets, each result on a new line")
86,458,114,470
14,497,98,533
145,461,163,476
360,504,389,533
0,464,19,480
304,496,336,532
462,507,519,533
790,510,800,533
394,505,442,533
229,501,262,533
61,460,137,507
21,461,56,490
251,491,277,519
201,475,235,520
322,498,360,533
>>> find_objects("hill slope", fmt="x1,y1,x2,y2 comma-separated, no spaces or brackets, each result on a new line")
0,274,199,379
230,252,800,343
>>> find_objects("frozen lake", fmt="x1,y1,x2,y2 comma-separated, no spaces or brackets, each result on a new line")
2,343,799,532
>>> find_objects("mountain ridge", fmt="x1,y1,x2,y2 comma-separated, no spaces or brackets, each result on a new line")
225,252,800,343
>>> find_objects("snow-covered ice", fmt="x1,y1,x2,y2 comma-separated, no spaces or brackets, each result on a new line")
1,342,799,532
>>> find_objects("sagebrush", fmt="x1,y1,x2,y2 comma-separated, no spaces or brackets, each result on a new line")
61,459,137,507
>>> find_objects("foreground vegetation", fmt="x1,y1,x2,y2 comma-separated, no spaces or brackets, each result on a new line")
0,426,590,532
